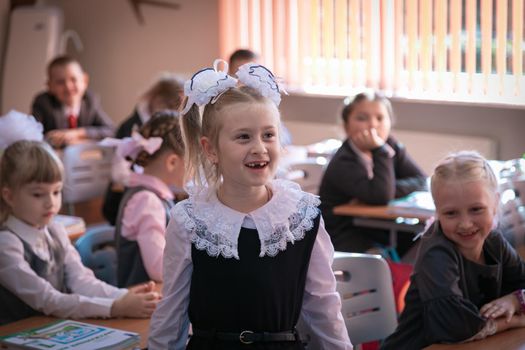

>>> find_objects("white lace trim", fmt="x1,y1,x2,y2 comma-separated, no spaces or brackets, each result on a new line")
173,179,320,259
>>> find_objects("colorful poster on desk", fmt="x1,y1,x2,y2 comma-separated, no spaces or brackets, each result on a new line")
0,320,139,350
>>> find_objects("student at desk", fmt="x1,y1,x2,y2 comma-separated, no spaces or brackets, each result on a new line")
31,55,114,148
319,91,427,253
382,151,525,349
0,112,159,325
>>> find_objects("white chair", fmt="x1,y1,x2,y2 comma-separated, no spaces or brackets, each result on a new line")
62,143,114,215
285,158,327,195
334,252,398,346
298,252,398,348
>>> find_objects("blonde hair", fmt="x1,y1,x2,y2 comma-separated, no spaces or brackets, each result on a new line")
0,141,64,223
430,151,498,199
181,85,278,189
132,111,184,168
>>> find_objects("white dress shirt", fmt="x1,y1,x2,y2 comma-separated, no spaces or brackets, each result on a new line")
148,180,353,350
0,216,127,319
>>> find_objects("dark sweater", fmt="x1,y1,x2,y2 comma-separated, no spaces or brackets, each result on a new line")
319,136,427,251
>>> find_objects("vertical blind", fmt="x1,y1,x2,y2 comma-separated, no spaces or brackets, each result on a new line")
219,0,524,106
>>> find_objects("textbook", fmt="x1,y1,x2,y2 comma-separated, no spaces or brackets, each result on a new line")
0,320,139,350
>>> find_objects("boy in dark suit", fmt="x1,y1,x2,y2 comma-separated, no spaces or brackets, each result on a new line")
31,55,114,148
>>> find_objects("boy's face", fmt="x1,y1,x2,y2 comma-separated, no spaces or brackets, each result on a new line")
2,181,63,229
47,62,88,108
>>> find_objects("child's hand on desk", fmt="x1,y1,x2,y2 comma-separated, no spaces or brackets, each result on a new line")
480,292,521,322
111,281,161,318
46,129,86,147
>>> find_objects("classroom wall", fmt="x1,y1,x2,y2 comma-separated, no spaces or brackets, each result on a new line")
2,0,524,161
0,0,10,112
280,94,525,161
42,0,219,122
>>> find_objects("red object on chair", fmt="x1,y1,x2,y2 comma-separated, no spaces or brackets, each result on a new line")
68,114,77,129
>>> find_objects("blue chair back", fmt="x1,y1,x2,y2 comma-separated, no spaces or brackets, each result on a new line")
75,224,117,286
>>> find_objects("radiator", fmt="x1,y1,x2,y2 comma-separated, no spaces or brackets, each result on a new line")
284,120,497,175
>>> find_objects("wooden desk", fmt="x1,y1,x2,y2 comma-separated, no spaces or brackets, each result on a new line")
0,316,151,349
0,284,162,349
424,327,525,350
333,203,434,247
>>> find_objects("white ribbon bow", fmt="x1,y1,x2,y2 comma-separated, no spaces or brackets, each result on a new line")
100,131,163,160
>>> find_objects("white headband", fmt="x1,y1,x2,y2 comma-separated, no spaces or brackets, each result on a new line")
0,110,44,149
99,131,163,161
181,59,283,114
181,59,237,115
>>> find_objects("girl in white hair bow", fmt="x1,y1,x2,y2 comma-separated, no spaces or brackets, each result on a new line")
0,110,160,326
102,110,185,287
148,61,353,350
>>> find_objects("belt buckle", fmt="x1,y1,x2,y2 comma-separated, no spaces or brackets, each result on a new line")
239,330,254,344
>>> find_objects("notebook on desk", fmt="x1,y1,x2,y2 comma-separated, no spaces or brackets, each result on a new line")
0,320,139,350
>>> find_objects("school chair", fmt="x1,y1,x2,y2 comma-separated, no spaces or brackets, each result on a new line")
333,252,398,347
74,223,117,286
297,252,397,349
285,157,327,195
61,142,114,215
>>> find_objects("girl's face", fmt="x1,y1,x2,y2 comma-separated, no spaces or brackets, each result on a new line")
433,179,498,262
2,181,63,229
202,102,281,194
345,100,391,142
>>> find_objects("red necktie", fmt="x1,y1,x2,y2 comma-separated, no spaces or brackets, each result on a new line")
68,114,77,129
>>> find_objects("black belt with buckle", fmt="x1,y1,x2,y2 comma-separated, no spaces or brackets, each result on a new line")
192,328,299,344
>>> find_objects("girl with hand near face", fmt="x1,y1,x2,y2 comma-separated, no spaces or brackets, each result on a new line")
381,151,525,349
319,91,427,253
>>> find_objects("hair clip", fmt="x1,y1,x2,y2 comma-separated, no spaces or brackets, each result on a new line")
181,59,238,115
236,63,284,106
100,131,163,161
0,110,44,149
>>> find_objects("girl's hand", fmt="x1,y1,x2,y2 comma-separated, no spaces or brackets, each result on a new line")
111,281,161,318
352,128,385,151
480,293,521,322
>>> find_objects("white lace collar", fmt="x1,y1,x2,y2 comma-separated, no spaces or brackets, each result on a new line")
174,179,321,259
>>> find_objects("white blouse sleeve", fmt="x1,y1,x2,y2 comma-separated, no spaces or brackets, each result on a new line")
148,208,193,350
300,217,353,350
0,227,126,319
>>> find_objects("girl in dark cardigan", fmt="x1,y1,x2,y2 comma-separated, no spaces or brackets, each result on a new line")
381,151,525,349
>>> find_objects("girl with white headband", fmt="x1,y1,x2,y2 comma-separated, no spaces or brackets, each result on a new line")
148,61,353,349
0,110,160,325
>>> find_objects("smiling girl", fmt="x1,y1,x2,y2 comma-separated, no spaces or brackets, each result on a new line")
148,61,352,349
381,151,525,349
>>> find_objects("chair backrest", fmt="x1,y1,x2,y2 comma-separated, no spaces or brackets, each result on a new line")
285,158,326,194
62,143,114,204
74,224,117,286
333,252,398,345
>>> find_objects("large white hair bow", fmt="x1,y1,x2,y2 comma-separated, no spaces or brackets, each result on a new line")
181,59,238,115
0,110,44,149
100,131,163,161
236,63,284,106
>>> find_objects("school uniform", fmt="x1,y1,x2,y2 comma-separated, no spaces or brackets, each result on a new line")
319,136,427,252
381,223,525,350
148,179,352,350
115,172,175,287
0,216,127,325
31,90,114,139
